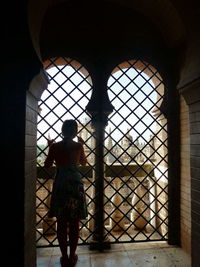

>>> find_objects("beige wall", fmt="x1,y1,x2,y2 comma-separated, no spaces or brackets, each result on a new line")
180,96,191,254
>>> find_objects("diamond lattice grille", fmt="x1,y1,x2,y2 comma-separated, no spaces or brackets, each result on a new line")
103,60,168,243
36,57,168,248
36,57,96,247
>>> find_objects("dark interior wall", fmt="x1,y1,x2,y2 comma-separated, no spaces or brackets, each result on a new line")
39,1,169,63
1,66,27,266
2,1,42,266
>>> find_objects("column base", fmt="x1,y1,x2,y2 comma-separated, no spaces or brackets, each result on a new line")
89,237,111,251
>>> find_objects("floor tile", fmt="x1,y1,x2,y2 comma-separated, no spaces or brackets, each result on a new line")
37,256,51,267
90,251,133,267
37,243,191,267
163,247,191,267
126,247,170,267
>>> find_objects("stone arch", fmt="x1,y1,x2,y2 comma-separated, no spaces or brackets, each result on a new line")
27,0,186,60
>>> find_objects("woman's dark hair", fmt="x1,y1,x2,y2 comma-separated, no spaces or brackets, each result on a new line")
61,120,78,139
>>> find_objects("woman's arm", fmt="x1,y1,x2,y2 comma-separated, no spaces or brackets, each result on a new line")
78,137,87,166
44,143,55,168
79,144,87,166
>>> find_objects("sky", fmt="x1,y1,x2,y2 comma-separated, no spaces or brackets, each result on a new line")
106,68,157,143
37,65,160,145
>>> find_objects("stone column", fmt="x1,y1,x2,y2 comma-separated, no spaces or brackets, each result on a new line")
88,169,95,232
131,178,147,230
111,177,125,231
42,180,56,235
86,66,114,250
148,177,157,231
88,120,110,250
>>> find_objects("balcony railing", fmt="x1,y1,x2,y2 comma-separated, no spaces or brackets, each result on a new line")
36,163,168,247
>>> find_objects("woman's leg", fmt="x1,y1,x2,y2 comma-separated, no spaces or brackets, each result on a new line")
68,218,79,262
57,215,69,262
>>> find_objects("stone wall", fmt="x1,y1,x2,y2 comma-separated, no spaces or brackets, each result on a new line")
189,95,200,267
180,96,191,253
25,71,48,266
25,91,38,266
179,78,200,266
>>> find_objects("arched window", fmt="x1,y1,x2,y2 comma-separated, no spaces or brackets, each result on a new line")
36,57,175,247
103,60,168,242
36,57,94,246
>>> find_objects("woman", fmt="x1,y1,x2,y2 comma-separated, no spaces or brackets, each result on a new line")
44,120,87,267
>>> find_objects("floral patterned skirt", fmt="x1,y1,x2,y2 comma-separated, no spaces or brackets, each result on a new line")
48,165,88,220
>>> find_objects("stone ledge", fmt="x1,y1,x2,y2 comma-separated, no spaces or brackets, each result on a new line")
37,163,154,179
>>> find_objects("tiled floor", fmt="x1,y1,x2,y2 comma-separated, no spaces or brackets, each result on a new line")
37,242,191,267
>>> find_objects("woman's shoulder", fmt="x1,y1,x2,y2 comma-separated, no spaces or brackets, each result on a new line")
50,141,63,150
69,140,83,151
52,141,62,147
57,139,81,149
72,140,82,148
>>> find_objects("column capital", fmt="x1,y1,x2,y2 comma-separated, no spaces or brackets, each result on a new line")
86,93,113,129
